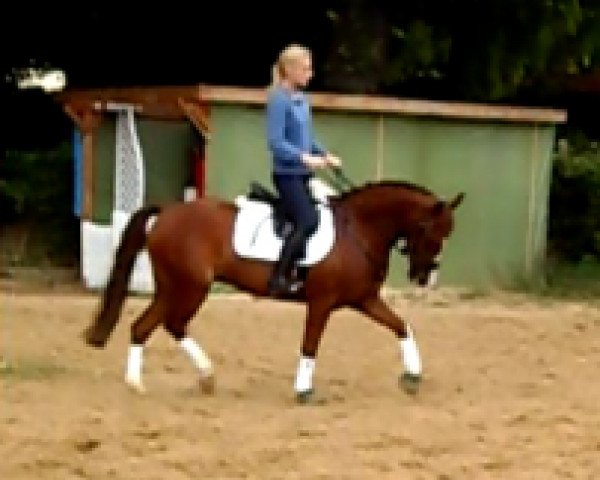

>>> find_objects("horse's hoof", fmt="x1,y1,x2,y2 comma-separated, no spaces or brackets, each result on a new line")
399,372,421,395
295,389,314,404
199,374,215,395
82,326,106,349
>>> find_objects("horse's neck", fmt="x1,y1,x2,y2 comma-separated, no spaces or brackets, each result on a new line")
346,188,433,250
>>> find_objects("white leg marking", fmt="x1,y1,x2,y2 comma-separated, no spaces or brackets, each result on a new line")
294,356,316,394
427,253,442,288
125,344,145,393
427,269,439,288
179,337,213,377
400,325,422,376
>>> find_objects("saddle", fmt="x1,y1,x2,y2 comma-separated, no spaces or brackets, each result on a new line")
245,181,317,238
232,180,337,267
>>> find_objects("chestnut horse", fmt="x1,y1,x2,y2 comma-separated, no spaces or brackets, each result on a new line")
83,179,464,402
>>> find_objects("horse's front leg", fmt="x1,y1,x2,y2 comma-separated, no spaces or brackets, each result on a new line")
359,296,422,394
294,301,333,403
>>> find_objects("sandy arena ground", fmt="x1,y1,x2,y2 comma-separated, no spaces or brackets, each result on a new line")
1,284,600,479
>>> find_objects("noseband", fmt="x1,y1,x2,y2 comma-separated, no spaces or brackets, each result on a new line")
397,238,441,275
327,167,441,279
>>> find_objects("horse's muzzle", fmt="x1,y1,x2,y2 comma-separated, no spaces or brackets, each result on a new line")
410,261,440,288
409,267,429,286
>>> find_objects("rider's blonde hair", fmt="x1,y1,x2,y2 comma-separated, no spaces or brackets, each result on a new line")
270,44,312,88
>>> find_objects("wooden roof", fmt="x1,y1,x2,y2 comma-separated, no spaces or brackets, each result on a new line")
55,84,567,124
564,72,600,94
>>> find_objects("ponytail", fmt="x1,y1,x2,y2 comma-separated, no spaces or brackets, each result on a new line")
270,62,282,89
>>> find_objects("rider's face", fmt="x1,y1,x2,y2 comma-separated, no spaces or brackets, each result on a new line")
286,55,313,89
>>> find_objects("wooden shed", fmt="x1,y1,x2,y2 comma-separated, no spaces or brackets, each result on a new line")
56,85,566,291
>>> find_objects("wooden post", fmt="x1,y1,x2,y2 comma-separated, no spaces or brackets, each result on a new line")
376,114,384,180
525,123,539,279
79,111,102,221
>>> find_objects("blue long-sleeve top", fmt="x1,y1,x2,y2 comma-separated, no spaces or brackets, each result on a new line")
266,86,327,175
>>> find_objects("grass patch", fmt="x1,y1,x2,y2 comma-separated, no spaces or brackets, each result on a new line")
457,288,490,300
0,358,68,380
209,282,238,294
509,256,600,301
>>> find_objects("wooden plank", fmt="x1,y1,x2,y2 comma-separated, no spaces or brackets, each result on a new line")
197,85,567,124
80,111,102,220
63,104,84,128
55,86,199,105
198,85,266,105
565,72,600,93
80,110,102,134
65,99,186,121
56,84,567,124
376,114,384,180
55,87,197,114
55,86,197,122
81,131,95,220
311,93,568,123
178,98,211,139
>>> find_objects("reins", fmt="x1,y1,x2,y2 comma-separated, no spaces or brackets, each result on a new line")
330,167,356,191
325,167,408,257
322,167,409,276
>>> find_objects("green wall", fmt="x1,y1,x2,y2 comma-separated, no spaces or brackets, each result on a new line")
205,106,380,198
381,118,555,288
92,118,194,224
205,105,271,199
206,104,556,289
89,104,557,289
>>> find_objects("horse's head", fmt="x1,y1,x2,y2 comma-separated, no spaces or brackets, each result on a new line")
403,192,465,287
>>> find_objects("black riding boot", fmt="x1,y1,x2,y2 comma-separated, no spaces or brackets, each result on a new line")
268,227,306,296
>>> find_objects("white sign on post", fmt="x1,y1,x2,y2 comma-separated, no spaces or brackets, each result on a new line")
111,106,154,293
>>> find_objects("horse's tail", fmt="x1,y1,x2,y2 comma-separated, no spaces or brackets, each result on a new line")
83,205,161,348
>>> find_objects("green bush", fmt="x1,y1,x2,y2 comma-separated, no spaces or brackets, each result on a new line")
548,133,600,262
0,142,79,267
1,143,71,219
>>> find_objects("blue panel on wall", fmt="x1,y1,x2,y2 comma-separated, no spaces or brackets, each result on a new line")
73,128,83,217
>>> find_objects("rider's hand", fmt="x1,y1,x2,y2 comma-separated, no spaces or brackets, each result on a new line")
302,153,327,169
325,153,342,168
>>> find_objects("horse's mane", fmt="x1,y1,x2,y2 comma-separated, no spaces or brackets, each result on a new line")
334,180,434,202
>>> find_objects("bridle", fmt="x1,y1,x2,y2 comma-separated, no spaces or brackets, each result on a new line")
323,167,418,278
324,167,444,285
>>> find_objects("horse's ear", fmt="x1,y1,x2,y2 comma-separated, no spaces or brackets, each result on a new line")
449,192,465,210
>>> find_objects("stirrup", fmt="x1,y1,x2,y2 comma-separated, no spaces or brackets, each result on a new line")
268,274,304,297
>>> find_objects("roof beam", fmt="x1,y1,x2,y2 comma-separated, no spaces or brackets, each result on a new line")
178,98,211,139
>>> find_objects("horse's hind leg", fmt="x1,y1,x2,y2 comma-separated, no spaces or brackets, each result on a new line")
126,294,169,393
126,285,209,394
162,285,214,394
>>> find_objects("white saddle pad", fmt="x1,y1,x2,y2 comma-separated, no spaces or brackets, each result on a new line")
232,196,336,266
